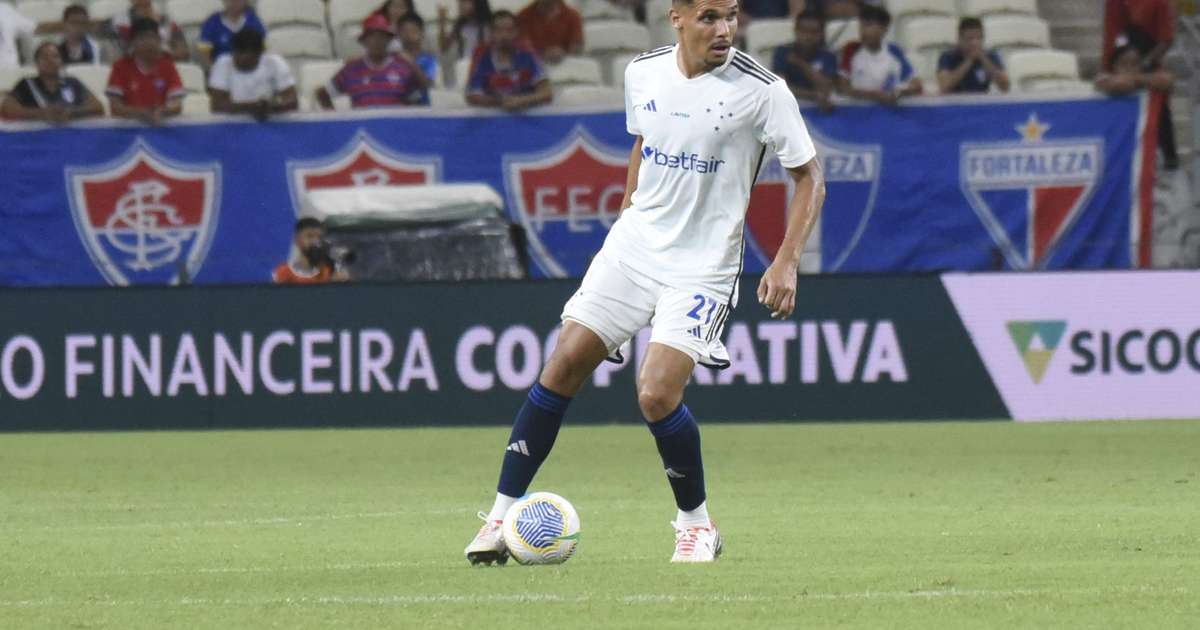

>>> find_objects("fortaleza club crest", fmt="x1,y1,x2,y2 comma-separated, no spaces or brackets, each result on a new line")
503,127,628,277
745,130,881,271
286,129,442,214
961,114,1103,270
66,139,221,286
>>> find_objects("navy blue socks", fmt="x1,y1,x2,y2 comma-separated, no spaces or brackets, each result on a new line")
647,403,706,511
496,383,571,498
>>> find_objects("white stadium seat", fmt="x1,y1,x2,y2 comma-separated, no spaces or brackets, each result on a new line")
300,60,342,108
886,0,957,20
825,19,859,52
64,64,111,113
546,55,602,87
328,0,379,30
257,0,327,29
489,0,529,13
984,15,1050,54
453,55,473,89
569,0,634,21
0,66,28,97
553,84,623,107
181,92,210,116
175,62,205,92
1006,49,1080,91
87,0,126,22
609,53,637,86
745,18,793,62
428,88,467,109
900,16,958,88
167,0,221,29
584,22,652,56
334,24,362,60
268,26,333,60
15,0,65,25
959,0,1037,18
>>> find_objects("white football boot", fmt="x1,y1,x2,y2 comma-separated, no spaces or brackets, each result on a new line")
464,511,509,566
670,521,723,563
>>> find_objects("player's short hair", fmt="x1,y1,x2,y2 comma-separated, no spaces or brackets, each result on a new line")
958,17,983,34
129,17,161,40
859,5,891,27
294,217,324,233
398,13,425,30
795,10,823,28
491,9,516,24
231,29,265,54
62,4,89,21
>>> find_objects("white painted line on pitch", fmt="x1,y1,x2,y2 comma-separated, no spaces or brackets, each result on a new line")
0,586,1189,608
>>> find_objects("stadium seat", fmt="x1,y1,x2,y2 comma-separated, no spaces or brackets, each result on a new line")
1005,49,1080,91
643,0,674,47
86,0,125,23
167,0,221,30
609,53,636,86
546,56,602,87
181,92,210,116
0,65,28,98
899,15,957,58
489,0,529,13
268,26,334,60
583,22,651,57
334,24,362,60
959,0,1037,18
745,18,793,63
257,0,327,29
886,0,957,21
825,19,859,52
328,0,379,30
63,64,111,113
175,62,205,93
553,84,623,107
983,15,1050,54
568,0,634,21
300,60,342,109
15,0,65,26
453,56,473,89
428,88,467,109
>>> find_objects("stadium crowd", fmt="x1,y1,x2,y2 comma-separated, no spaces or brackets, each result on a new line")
0,0,1179,136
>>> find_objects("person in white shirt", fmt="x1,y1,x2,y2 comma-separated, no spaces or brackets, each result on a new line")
836,5,922,105
0,4,37,68
208,29,297,120
464,0,825,565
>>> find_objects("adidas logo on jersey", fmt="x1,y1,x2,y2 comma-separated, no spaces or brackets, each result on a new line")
641,146,726,174
506,440,530,456
637,99,658,112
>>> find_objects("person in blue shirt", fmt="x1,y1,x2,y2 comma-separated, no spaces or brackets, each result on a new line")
394,14,439,104
937,17,1010,94
772,11,838,111
198,0,266,70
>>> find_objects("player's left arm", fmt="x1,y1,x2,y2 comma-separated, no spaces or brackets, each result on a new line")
620,135,644,213
758,157,825,320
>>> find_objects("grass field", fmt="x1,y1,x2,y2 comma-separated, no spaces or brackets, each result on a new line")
1,420,1198,629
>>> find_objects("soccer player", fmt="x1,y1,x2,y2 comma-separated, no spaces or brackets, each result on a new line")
465,0,825,564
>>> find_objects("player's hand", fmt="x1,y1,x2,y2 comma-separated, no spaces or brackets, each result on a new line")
758,260,798,320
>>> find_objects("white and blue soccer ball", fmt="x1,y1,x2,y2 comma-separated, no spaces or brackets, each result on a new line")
501,492,581,565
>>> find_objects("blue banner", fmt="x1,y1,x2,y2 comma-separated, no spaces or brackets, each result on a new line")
0,95,1149,287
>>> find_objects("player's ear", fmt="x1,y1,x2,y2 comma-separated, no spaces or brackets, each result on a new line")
668,7,682,30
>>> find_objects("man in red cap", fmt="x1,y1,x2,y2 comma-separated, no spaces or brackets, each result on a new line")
317,14,429,109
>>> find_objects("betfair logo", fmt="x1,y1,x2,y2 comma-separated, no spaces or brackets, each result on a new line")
1007,320,1067,384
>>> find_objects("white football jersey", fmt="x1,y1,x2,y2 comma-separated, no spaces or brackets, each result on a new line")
602,44,817,302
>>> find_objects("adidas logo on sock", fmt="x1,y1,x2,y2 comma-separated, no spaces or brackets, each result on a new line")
506,440,530,456
665,467,686,479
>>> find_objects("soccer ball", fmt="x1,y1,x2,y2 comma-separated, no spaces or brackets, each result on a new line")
501,492,581,565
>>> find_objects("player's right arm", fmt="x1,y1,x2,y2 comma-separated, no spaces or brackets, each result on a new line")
620,135,644,213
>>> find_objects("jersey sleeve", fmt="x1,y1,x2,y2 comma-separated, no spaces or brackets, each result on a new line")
329,63,351,95
465,57,487,95
269,54,297,92
105,62,127,99
755,80,817,169
207,56,232,91
623,61,639,135
889,43,915,84
164,61,185,100
9,79,35,108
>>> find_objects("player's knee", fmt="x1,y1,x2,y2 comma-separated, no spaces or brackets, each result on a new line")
638,385,681,422
540,351,589,396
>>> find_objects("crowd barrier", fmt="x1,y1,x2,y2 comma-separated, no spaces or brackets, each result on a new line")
0,93,1157,287
1,269,1195,431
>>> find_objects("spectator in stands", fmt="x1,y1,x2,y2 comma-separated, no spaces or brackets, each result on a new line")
375,0,423,25
801,0,862,20
438,0,492,60
58,5,104,66
273,217,349,284
106,18,184,124
109,0,190,62
197,0,266,71
837,5,921,105
772,11,837,112
937,17,1009,94
316,15,428,109
1097,44,1173,95
1,42,103,122
395,14,438,103
466,11,552,110
515,0,582,64
0,3,38,68
208,30,297,120
1104,0,1177,170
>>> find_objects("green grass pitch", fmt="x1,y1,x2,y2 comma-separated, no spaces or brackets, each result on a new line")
1,420,1198,628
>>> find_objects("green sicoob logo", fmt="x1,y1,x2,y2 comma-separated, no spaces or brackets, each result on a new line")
1006,320,1068,384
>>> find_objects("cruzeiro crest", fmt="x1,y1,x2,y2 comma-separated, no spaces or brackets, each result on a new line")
286,129,443,215
961,114,1103,270
66,139,221,285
